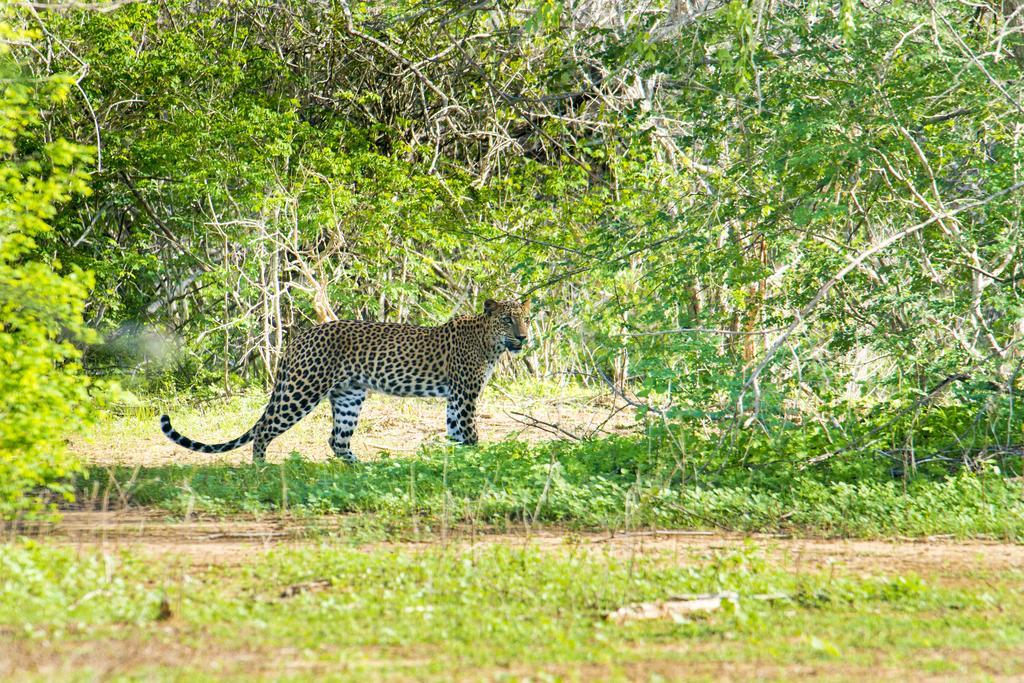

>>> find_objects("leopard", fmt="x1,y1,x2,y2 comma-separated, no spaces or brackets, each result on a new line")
160,298,531,463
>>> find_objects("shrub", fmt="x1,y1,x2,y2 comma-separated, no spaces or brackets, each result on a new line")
0,21,97,518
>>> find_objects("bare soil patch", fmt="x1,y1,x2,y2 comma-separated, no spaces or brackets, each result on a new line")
0,634,435,682
25,511,1024,581
489,658,988,683
18,510,334,566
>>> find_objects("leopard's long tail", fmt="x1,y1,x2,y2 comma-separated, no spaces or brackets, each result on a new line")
161,358,289,455
160,414,257,453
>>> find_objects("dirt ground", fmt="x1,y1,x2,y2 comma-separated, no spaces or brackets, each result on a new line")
22,510,1024,584
70,391,636,466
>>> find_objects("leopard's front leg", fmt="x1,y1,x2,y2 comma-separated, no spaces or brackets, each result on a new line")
446,388,479,445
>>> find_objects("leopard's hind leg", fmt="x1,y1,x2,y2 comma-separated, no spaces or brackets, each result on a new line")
327,385,367,463
251,378,328,462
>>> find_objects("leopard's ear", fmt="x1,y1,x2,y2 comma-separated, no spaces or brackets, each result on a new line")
520,299,531,314
483,299,499,315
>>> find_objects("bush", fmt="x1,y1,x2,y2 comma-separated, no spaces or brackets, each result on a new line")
0,22,97,518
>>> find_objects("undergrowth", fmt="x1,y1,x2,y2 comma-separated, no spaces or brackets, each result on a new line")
75,437,1024,539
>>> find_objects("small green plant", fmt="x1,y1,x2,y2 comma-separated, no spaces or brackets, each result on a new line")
0,541,163,634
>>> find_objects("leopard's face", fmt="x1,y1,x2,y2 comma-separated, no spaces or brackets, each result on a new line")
482,299,531,353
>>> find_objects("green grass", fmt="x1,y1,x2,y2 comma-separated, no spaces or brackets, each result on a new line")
76,436,1024,539
3,540,1023,680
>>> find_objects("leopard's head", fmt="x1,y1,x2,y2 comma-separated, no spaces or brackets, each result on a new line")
483,299,531,353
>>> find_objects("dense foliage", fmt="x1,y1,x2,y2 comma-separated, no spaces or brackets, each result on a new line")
0,17,95,516
5,0,1024,501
